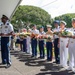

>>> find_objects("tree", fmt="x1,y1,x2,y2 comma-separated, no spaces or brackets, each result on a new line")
55,13,75,27
11,5,51,31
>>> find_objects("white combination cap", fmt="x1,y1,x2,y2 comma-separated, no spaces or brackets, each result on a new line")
46,24,52,28
60,21,67,26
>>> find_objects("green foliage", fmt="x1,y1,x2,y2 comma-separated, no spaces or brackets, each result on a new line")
11,5,75,31
55,13,75,27
11,5,51,31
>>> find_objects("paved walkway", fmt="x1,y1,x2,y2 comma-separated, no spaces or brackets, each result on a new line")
0,50,75,75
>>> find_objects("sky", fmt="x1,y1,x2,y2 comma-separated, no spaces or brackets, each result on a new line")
20,0,75,18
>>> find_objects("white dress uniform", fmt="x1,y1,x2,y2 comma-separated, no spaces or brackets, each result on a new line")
60,28,69,67
1,20,13,65
1,21,13,46
1,21,13,35
26,36,31,54
68,28,75,70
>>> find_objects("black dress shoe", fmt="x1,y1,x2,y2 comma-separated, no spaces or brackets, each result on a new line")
5,64,11,68
40,57,45,59
31,56,34,58
53,61,56,63
47,59,52,61
56,62,60,64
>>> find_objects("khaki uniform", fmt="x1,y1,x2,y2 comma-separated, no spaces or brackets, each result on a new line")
46,31,53,61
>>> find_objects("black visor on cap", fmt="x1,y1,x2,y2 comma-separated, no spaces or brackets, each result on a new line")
2,15,8,20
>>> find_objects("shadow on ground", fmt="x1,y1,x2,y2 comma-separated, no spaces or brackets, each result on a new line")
0,65,5,68
10,50,74,75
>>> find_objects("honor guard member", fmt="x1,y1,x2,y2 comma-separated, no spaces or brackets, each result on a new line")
38,26,45,59
0,15,14,68
67,18,75,73
46,25,53,61
59,21,68,68
53,20,60,64
31,25,39,58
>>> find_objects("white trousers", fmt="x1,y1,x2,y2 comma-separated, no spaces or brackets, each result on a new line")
27,36,31,53
60,37,68,66
27,44,31,53
68,39,75,68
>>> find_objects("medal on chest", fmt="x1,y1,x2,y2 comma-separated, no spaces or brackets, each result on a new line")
5,26,8,28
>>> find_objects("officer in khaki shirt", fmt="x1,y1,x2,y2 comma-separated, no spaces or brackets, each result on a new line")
38,26,45,59
59,21,68,68
46,25,53,61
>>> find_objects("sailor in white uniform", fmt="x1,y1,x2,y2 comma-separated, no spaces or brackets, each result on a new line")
67,18,75,73
59,21,69,68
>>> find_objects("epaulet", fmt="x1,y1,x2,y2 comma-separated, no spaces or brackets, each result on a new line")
7,23,9,25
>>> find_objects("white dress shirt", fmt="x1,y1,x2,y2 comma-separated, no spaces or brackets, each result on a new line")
31,29,39,34
1,21,14,37
53,26,60,39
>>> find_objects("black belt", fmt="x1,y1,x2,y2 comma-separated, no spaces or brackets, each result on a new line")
55,38,59,40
